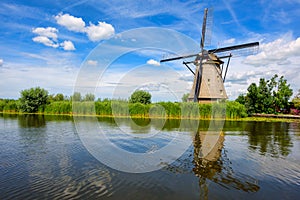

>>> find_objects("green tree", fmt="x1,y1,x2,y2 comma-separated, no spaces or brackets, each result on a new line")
129,90,151,104
257,78,274,113
241,74,293,114
273,76,293,112
245,83,259,114
292,89,300,109
49,93,64,101
72,92,82,102
181,93,189,102
235,94,246,105
19,87,49,113
84,93,95,101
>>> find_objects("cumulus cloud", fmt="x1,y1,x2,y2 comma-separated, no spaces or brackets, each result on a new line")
55,13,86,32
32,36,59,48
0,59,3,66
60,40,75,51
32,27,58,41
146,59,160,66
32,26,76,51
244,35,300,66
85,22,115,41
226,70,258,84
55,13,115,42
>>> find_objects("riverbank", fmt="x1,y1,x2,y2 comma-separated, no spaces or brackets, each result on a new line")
1,111,300,123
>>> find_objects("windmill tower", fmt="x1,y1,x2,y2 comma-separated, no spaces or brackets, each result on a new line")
160,8,259,103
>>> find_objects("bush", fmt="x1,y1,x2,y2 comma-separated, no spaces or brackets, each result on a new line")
19,87,49,113
129,90,151,104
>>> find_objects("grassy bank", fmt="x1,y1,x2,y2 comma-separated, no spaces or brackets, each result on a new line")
0,99,248,119
2,99,300,122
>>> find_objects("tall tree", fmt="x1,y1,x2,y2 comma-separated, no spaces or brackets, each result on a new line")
238,74,293,114
245,83,259,114
129,90,151,104
292,89,300,109
273,76,293,112
181,93,189,102
84,93,95,101
19,87,49,113
72,92,82,102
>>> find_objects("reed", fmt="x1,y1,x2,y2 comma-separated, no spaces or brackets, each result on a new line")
0,98,248,119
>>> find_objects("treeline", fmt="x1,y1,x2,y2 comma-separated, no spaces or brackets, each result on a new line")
236,74,299,115
0,99,247,119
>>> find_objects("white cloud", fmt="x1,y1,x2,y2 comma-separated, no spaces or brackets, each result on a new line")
60,40,75,51
244,35,300,66
54,13,115,42
55,13,85,32
32,36,59,48
32,27,58,41
87,60,98,66
146,59,160,66
32,26,76,51
0,59,3,66
85,22,115,42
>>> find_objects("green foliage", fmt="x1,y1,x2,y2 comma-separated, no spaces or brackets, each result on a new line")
0,99,19,112
44,101,71,114
129,103,149,117
72,92,82,102
157,102,181,117
292,89,300,109
73,102,95,115
226,101,247,118
1,88,248,119
181,93,189,102
238,74,293,114
274,76,293,112
19,87,49,113
236,94,246,105
0,100,5,111
129,90,151,104
95,100,112,116
181,102,200,118
84,93,95,101
49,93,64,101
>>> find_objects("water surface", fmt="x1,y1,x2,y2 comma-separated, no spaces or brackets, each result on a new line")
0,114,299,199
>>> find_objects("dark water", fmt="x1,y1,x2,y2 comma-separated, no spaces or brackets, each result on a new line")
0,114,299,199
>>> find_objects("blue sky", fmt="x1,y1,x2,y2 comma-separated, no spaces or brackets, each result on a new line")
0,0,300,101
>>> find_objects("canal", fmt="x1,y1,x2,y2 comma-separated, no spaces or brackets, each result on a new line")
0,114,299,199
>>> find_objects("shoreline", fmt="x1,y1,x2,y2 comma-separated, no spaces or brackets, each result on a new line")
1,111,300,123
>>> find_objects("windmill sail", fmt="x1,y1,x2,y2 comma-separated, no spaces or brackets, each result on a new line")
208,42,259,57
159,8,259,103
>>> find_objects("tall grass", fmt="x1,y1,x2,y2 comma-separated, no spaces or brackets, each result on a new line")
44,101,72,114
0,98,248,119
0,99,19,113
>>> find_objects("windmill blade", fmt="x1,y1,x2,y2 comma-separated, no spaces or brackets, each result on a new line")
160,53,198,62
204,7,214,47
208,42,259,57
200,8,209,50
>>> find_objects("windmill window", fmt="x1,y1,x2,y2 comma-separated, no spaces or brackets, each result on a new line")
220,90,223,95
208,79,210,82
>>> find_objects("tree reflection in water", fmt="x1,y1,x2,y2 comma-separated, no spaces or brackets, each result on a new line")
18,114,46,128
193,131,260,198
246,122,292,157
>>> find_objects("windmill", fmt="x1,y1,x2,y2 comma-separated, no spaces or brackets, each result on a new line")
160,8,259,103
